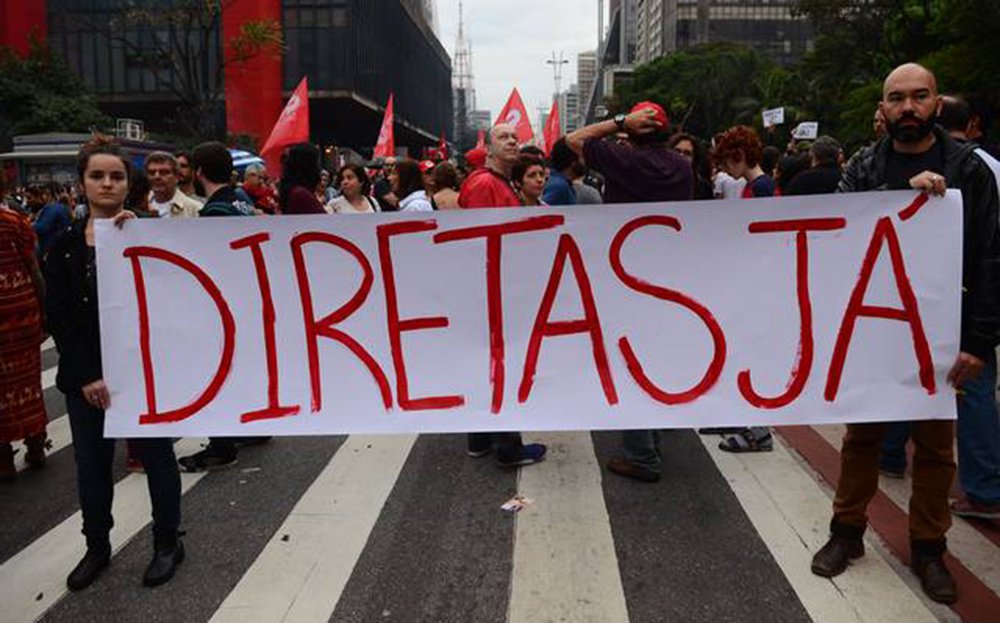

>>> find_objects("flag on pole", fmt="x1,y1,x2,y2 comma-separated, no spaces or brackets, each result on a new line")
475,129,486,150
438,132,448,159
373,93,395,159
495,88,534,144
543,99,561,156
260,77,310,177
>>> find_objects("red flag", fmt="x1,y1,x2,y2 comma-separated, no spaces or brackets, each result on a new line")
438,132,448,159
475,129,486,150
373,93,395,159
260,77,310,177
494,88,534,144
543,99,561,156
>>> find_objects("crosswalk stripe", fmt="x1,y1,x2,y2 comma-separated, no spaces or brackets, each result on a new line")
209,434,417,623
508,431,629,623
0,437,208,622
41,337,54,352
42,366,56,391
699,432,940,623
14,413,70,472
812,424,1000,599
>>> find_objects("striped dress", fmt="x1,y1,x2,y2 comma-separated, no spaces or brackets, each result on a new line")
0,208,47,443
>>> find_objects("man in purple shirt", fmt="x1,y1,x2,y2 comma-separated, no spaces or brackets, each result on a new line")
567,101,693,205
566,101,693,483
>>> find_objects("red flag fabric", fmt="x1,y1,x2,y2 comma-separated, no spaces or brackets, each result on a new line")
373,93,395,159
475,129,486,150
438,132,448,159
260,77,310,177
543,99,561,156
494,88,534,144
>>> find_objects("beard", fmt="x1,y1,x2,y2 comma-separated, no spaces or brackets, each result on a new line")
886,112,935,143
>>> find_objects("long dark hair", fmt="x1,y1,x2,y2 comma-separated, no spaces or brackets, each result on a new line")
336,163,372,197
393,159,425,198
279,143,321,207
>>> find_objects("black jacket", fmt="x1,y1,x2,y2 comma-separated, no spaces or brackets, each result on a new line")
44,218,102,393
838,126,1000,360
785,166,842,196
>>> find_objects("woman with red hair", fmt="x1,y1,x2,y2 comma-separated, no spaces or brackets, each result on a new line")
714,125,775,199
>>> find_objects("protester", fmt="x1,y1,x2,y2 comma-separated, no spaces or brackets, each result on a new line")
715,125,776,199
456,123,547,468
279,143,326,215
761,145,781,180
431,162,461,210
329,164,379,214
566,101,692,483
812,63,1000,604
511,153,547,206
144,151,201,219
669,133,715,200
0,202,48,480
570,163,604,204
774,153,809,195
174,150,203,203
784,136,843,195
966,94,1000,158
124,168,158,219
45,136,184,590
178,141,261,472
372,159,399,212
390,159,434,212
464,147,487,172
419,160,437,194
242,163,279,215
316,169,332,206
542,138,578,205
459,124,522,209
30,184,72,259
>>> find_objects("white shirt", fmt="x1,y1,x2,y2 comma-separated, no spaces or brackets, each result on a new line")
398,190,433,212
713,171,747,199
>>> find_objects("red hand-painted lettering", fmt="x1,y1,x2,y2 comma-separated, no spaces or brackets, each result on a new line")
433,215,565,413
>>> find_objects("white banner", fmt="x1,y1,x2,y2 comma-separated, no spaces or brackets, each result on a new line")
792,122,819,140
96,191,963,437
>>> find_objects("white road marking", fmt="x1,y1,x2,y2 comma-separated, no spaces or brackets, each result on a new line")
507,431,630,623
209,434,416,623
0,437,208,623
700,432,945,622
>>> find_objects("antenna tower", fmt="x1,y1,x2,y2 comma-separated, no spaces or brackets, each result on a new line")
453,1,476,149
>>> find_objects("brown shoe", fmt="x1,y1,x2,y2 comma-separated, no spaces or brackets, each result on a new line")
811,535,864,577
24,434,49,469
911,555,958,604
0,443,16,482
606,458,660,483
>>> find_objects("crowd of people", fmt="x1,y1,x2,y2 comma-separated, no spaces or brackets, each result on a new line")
0,62,998,605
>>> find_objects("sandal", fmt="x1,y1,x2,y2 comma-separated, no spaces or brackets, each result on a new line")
719,428,773,453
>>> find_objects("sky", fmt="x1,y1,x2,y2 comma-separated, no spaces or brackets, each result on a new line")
435,0,604,133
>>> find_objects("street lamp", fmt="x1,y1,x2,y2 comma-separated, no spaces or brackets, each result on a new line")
546,51,569,100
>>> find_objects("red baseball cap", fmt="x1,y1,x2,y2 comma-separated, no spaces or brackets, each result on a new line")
630,101,669,129
465,148,487,170
419,160,436,173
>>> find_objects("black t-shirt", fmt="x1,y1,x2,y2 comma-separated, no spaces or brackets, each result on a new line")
885,141,945,190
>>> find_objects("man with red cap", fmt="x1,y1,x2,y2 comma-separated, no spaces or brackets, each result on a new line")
566,101,693,483
567,101,692,205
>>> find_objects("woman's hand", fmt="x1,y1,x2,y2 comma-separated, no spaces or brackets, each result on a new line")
112,210,136,229
81,379,111,410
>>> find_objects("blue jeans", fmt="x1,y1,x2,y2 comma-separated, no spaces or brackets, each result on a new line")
622,429,661,473
881,421,911,472
957,351,1000,505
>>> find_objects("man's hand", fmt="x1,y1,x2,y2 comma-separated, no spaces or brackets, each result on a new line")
625,108,664,135
909,170,946,196
81,379,111,411
947,352,985,388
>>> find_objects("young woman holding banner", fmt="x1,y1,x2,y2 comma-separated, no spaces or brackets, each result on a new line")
44,136,184,591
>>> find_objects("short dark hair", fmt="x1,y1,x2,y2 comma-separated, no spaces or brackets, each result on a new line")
810,136,841,168
938,95,971,133
431,161,459,191
191,141,233,184
967,94,993,134
511,154,544,186
519,144,545,158
549,138,577,173
393,159,426,197
77,134,132,184
174,149,191,162
336,163,372,196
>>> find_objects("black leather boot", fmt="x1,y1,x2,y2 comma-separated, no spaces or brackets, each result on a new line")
143,535,184,587
66,544,111,591
811,531,865,578
912,553,958,604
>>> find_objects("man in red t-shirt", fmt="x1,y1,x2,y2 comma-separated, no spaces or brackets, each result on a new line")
459,124,522,209
456,124,547,468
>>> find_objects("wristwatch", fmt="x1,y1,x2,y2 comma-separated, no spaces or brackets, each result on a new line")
613,113,627,130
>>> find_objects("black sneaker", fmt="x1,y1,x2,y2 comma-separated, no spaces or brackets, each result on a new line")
498,443,547,468
178,446,237,472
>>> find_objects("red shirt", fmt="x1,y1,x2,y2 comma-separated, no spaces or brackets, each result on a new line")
458,168,521,209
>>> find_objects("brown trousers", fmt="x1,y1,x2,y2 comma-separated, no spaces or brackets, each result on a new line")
833,420,955,545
